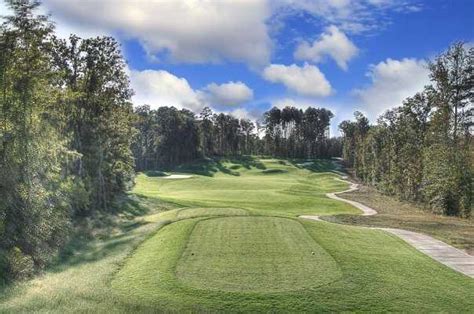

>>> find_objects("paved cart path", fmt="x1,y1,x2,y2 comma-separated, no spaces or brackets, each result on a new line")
300,177,474,279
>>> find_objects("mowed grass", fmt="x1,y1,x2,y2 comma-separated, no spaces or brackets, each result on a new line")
175,217,342,292
112,211,473,312
133,158,360,216
1,158,473,312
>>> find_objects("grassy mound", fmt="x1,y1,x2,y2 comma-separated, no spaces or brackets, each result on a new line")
176,216,341,292
144,207,249,223
111,212,474,312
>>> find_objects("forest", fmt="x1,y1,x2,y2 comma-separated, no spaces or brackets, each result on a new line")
339,43,473,217
0,0,472,288
0,1,136,282
132,105,341,170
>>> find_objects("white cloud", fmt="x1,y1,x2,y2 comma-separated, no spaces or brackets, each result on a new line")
0,2,11,19
2,0,423,73
228,108,260,121
279,0,422,34
130,69,204,111
3,0,423,71
201,81,253,106
51,17,109,40
262,63,332,97
130,69,255,113
208,107,262,129
229,108,250,120
354,58,430,117
0,1,109,38
42,0,272,67
294,25,358,70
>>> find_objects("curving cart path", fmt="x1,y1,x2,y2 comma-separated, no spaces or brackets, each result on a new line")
300,177,474,279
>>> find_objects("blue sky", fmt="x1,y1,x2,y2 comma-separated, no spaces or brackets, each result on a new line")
1,0,473,135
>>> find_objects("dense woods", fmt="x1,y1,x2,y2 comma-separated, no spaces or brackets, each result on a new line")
132,106,261,170
132,105,340,170
0,1,135,282
262,106,341,159
340,43,473,217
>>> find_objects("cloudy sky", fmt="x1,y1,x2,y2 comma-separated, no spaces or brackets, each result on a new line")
1,0,473,135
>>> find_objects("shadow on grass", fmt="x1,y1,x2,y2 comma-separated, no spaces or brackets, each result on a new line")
261,169,288,175
171,155,266,177
46,194,179,273
147,156,342,178
114,194,151,218
51,232,138,273
143,170,168,177
286,158,341,173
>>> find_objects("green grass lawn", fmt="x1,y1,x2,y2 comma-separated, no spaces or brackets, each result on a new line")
175,216,342,292
133,158,359,216
1,157,473,312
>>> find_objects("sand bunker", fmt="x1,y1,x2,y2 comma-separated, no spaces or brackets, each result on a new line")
162,174,193,179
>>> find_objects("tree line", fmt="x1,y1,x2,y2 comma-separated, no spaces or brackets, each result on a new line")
132,105,341,170
132,106,260,170
0,1,135,282
339,43,473,217
262,106,341,159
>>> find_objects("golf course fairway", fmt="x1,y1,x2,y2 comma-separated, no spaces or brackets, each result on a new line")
112,158,473,312
1,158,472,312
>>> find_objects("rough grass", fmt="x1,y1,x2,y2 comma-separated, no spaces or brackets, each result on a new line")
328,185,474,254
1,158,473,312
0,198,177,313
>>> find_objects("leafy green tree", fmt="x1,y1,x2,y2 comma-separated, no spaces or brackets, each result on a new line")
340,43,472,217
0,0,72,280
422,43,473,216
52,35,135,213
0,0,139,282
199,106,215,156
262,106,336,158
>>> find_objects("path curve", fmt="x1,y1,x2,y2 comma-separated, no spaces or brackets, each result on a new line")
326,177,377,216
300,176,474,279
